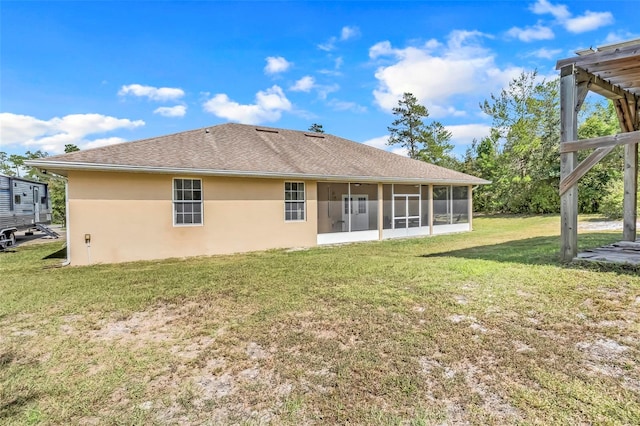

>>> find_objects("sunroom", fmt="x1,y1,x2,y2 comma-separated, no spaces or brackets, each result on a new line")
316,182,472,245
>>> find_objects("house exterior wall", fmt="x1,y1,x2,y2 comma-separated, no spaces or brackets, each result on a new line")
67,171,317,265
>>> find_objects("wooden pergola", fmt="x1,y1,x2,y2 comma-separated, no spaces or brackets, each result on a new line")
556,39,640,263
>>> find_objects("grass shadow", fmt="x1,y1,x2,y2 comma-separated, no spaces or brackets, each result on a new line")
420,232,620,267
0,350,40,420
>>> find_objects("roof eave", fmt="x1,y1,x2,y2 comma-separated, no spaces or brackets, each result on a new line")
25,160,490,185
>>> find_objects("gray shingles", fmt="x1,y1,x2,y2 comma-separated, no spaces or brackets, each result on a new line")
30,123,488,184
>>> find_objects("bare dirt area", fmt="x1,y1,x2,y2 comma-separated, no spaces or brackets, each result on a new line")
578,220,624,231
65,301,297,424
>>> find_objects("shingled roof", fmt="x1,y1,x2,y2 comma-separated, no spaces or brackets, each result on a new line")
27,123,488,184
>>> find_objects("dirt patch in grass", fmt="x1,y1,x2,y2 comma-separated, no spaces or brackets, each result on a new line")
578,220,624,231
70,301,295,424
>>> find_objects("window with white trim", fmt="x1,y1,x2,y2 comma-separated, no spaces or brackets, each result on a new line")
284,182,305,221
173,178,203,225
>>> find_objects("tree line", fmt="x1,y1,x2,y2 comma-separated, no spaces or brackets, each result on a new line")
386,72,626,218
2,72,629,221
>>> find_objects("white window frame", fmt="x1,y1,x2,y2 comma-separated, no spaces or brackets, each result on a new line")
173,178,204,226
284,181,306,222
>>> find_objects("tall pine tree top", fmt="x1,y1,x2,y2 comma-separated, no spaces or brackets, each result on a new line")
387,92,454,167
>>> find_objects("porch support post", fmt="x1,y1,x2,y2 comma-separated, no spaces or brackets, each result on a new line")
377,183,384,240
560,65,579,262
428,185,434,235
468,185,473,231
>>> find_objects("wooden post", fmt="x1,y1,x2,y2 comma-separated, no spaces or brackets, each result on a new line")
620,96,638,241
560,65,579,262
623,138,638,241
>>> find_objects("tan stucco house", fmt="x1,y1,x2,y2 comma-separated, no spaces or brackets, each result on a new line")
27,123,488,265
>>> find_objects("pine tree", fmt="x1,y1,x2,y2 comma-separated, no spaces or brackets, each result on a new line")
387,92,453,166
308,123,325,133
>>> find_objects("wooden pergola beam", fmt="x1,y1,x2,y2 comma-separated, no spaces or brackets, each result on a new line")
559,130,640,153
581,57,640,74
557,43,640,70
575,68,631,100
560,146,615,195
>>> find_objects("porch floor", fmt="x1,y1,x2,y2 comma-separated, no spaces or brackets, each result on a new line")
575,240,640,265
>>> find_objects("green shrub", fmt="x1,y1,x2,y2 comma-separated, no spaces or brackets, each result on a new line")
599,179,640,219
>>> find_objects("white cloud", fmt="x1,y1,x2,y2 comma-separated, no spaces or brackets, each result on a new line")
362,135,408,157
84,137,128,150
289,76,339,100
530,0,570,20
362,135,389,150
264,56,292,75
604,31,639,44
202,85,292,124
0,112,144,154
369,41,395,59
318,57,345,77
290,76,316,92
528,47,563,59
446,30,491,52
118,84,184,101
529,0,613,34
319,26,360,51
318,40,335,52
370,31,521,117
429,105,469,118
153,105,187,117
316,83,340,100
391,147,409,157
506,24,554,42
565,11,614,33
327,99,367,113
446,124,492,146
341,26,360,41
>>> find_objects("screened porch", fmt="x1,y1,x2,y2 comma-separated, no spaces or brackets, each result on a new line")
316,182,471,245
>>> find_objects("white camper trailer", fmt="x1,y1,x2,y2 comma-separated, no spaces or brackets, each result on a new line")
0,174,54,249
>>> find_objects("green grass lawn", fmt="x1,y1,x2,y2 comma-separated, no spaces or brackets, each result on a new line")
1,216,639,425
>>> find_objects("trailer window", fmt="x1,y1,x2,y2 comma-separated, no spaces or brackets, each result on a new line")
14,195,21,204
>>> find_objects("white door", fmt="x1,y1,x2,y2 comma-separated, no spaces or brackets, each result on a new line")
33,187,40,223
342,194,369,231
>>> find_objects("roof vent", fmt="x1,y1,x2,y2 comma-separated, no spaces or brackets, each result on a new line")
256,128,279,133
205,128,210,133
304,133,325,138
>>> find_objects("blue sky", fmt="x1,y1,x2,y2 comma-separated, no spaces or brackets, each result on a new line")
1,0,636,159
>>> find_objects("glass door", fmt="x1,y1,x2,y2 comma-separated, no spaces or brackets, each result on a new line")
393,195,420,229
